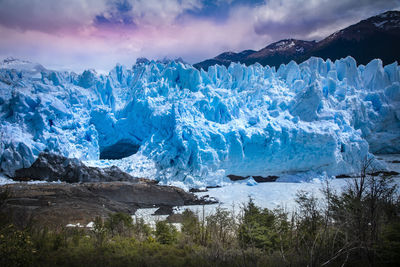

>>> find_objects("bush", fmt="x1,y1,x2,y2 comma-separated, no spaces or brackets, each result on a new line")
104,212,133,237
323,159,399,266
132,217,152,242
206,205,236,248
0,224,35,267
238,198,282,251
155,221,177,245
92,216,107,247
0,160,399,266
181,209,201,244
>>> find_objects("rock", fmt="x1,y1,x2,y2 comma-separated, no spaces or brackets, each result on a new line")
14,152,136,183
227,174,245,181
0,181,216,228
84,182,207,207
336,170,399,178
369,170,399,176
227,174,279,183
189,188,208,193
205,185,221,189
153,206,174,215
336,174,352,178
0,183,132,228
252,176,279,183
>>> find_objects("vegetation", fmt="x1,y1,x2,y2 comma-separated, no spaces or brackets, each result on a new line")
1,163,399,266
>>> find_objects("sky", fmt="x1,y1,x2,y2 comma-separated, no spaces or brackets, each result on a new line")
0,0,399,73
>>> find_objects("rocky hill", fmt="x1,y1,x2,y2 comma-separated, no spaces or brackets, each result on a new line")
194,10,400,70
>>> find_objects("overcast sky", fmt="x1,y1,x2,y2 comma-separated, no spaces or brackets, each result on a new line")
0,0,399,72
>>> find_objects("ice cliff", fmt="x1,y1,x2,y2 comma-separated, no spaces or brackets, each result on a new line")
0,57,399,186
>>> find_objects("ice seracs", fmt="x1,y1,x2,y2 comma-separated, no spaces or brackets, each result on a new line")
0,56,399,187
0,57,46,79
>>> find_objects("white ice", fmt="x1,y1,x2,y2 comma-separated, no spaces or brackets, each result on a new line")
1,57,399,187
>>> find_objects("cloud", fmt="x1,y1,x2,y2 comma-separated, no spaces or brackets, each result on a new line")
0,0,399,72
94,0,136,29
93,0,203,31
253,0,400,40
178,0,264,23
0,0,106,34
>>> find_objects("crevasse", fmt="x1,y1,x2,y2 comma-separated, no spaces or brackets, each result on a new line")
0,56,399,186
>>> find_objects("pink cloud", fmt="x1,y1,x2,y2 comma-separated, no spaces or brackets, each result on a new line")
0,0,399,72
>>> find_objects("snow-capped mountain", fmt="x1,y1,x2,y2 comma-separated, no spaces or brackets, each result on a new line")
193,50,256,70
245,39,316,66
1,56,399,187
308,11,400,65
194,10,400,70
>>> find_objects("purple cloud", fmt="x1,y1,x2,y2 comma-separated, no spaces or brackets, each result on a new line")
0,0,399,72
94,0,136,29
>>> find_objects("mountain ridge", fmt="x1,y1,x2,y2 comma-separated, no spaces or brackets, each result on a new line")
194,10,400,70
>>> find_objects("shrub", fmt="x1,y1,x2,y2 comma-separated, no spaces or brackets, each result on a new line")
104,212,133,237
0,224,35,267
132,217,152,242
181,209,201,244
206,205,236,248
238,198,282,251
155,221,177,245
92,216,107,247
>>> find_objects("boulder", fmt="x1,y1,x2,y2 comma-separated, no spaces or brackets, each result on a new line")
14,152,135,183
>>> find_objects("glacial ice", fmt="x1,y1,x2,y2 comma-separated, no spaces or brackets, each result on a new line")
0,56,399,186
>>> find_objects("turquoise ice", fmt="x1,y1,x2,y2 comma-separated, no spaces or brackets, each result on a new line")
0,57,399,186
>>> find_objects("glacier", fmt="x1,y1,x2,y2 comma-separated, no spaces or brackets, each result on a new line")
0,56,399,186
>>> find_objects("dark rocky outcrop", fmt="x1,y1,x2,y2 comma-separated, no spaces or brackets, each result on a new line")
153,206,174,215
189,188,208,193
370,170,399,177
227,174,278,183
4,152,219,227
336,174,352,179
14,152,136,183
336,170,400,179
0,182,216,228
